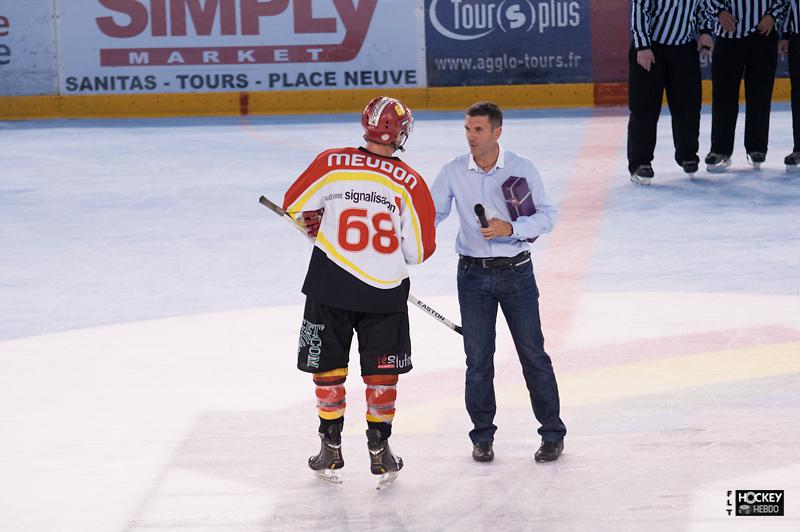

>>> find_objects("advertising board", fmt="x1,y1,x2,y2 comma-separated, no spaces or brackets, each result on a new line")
425,0,592,86
57,0,424,94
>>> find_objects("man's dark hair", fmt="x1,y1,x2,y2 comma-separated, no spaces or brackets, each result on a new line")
466,101,503,129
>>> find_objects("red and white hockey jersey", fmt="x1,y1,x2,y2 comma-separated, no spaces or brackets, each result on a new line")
283,147,436,313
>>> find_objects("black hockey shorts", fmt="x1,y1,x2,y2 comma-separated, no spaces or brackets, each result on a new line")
297,297,412,375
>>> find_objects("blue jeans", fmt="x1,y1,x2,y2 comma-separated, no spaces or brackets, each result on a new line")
457,257,567,444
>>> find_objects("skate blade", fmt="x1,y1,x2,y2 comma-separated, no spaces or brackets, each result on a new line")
629,175,652,186
375,472,398,490
748,161,762,170
706,159,731,173
786,165,800,174
314,469,343,484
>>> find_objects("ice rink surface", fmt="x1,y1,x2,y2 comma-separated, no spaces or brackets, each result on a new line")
1,104,799,531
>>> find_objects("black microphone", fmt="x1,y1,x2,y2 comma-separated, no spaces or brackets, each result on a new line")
474,203,489,228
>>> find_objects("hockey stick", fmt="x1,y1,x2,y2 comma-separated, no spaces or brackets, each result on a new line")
406,294,462,335
259,195,308,237
259,195,463,335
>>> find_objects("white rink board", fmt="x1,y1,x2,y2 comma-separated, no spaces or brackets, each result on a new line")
57,0,425,95
0,0,56,96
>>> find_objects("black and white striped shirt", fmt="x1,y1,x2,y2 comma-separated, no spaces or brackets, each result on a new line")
781,0,798,34
631,0,715,50
707,0,789,37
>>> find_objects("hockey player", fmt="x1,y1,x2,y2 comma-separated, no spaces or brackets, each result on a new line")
282,96,437,487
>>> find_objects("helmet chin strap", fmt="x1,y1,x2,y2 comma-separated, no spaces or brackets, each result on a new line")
394,132,409,152
363,135,404,153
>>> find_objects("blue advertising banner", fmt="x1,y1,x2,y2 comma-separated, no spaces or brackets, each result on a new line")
425,0,592,86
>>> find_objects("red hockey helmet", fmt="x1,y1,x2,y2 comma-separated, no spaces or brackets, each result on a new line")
361,96,414,150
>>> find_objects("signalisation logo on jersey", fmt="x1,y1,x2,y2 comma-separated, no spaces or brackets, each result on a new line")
425,0,591,86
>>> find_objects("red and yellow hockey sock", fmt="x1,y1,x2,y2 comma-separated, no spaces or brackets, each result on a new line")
313,368,347,426
363,374,398,427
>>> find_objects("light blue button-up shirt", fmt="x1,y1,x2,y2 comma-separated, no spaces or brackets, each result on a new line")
430,145,557,258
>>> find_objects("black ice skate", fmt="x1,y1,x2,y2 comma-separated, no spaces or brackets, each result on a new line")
785,152,800,172
629,164,654,185
366,428,403,489
681,160,699,177
309,424,344,484
705,152,731,173
746,152,766,169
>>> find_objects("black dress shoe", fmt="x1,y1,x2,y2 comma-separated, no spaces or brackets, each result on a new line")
534,440,563,462
472,442,494,462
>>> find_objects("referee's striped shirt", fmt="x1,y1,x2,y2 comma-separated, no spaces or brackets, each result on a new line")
781,0,798,33
631,0,715,50
707,0,789,37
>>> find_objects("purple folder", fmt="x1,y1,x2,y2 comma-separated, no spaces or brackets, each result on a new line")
501,176,538,243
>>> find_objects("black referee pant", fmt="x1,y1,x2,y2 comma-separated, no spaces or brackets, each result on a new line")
788,34,800,153
710,32,778,156
627,41,702,174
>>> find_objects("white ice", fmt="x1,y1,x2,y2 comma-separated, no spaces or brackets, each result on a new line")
1,105,799,532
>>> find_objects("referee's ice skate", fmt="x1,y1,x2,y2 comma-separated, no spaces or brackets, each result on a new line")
746,152,766,169
681,160,699,177
629,164,654,185
704,152,732,172
785,152,800,172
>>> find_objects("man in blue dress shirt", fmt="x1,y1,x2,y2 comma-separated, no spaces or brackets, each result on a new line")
430,101,567,463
